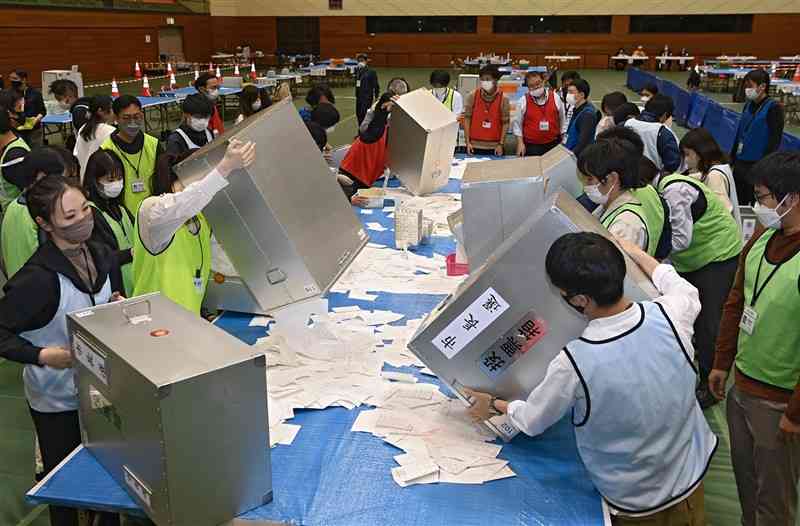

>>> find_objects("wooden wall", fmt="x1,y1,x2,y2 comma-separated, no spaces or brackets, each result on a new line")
210,16,276,57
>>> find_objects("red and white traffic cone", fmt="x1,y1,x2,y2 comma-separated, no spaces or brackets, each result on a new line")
111,78,120,97
134,62,142,80
234,63,240,76
794,65,800,82
250,63,257,81
208,62,214,72
194,69,200,82
167,62,173,75
215,66,222,80
141,75,151,97
169,73,177,90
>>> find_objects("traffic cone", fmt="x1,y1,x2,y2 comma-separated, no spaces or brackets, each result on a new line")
194,69,200,81
215,66,222,80
794,65,800,82
111,78,120,97
141,75,151,97
167,62,173,74
208,62,214,72
134,62,142,80
771,62,778,79
250,63,257,81
169,73,177,90
234,63,240,76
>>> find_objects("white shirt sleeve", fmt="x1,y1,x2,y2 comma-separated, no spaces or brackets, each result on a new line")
555,94,568,136
607,211,648,252
651,264,701,358
662,181,699,252
507,352,581,437
512,95,526,137
705,169,734,215
452,91,464,117
137,169,229,254
235,114,244,125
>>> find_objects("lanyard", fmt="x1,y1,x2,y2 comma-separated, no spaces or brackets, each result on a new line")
187,216,204,279
750,247,785,307
479,92,496,117
742,99,769,137
118,147,145,181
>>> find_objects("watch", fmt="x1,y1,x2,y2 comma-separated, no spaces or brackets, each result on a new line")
488,396,502,417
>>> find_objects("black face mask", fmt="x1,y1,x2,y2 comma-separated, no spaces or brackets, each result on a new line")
10,81,22,91
562,293,586,315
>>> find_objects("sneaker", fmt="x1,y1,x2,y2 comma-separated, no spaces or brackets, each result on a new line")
696,383,720,410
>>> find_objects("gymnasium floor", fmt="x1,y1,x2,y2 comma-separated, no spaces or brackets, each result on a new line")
1,67,794,525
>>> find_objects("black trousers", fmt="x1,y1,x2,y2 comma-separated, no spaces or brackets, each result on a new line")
679,256,739,382
734,159,756,205
524,139,561,157
356,100,372,126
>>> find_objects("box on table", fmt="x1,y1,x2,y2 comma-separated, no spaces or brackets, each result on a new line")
67,293,270,526
461,145,580,269
388,89,459,196
407,192,658,437
175,98,368,315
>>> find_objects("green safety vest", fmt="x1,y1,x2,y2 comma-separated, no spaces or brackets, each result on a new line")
101,134,159,215
132,211,212,315
600,186,664,257
1,196,38,278
736,229,800,390
92,203,135,295
658,174,742,273
431,88,456,111
0,137,30,213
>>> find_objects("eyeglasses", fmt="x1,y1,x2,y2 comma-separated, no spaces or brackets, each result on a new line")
118,113,144,123
754,191,773,203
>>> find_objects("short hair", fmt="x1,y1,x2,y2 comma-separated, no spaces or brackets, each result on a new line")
613,102,640,125
48,79,78,98
182,93,214,117
311,102,340,129
644,94,674,119
570,79,591,98
387,77,410,96
578,137,642,189
639,157,660,185
679,128,728,175
194,72,216,91
356,53,368,62
0,89,23,112
0,105,10,134
478,65,501,81
561,71,581,84
525,70,545,84
744,69,770,90
19,147,70,191
430,70,451,87
306,84,336,106
750,151,800,202
596,125,645,158
642,83,659,96
600,92,628,116
112,94,142,115
14,70,29,80
305,122,327,151
545,232,626,307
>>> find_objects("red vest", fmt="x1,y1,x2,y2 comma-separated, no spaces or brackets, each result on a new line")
340,127,389,187
469,90,504,143
523,91,561,144
209,106,224,135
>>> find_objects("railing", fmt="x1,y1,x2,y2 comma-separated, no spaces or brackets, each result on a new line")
0,0,209,13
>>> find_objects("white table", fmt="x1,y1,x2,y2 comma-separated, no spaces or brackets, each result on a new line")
612,55,649,65
716,56,757,62
657,56,694,65
545,55,581,62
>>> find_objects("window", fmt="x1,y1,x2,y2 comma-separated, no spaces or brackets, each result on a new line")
329,0,342,10
493,16,611,34
630,15,753,33
366,17,477,34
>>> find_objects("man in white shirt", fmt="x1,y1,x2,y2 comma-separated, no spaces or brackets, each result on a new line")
512,70,567,157
468,233,716,525
429,70,463,116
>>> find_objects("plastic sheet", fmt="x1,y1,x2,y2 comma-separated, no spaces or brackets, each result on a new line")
687,94,711,129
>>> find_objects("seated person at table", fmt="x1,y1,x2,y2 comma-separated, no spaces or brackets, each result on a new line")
133,140,255,315
166,94,214,157
235,84,271,125
595,92,628,137
624,94,680,175
73,95,116,181
300,84,336,123
513,70,566,157
101,95,161,214
466,233,714,526
194,72,224,136
8,71,45,148
464,65,509,156
640,83,659,104
614,48,627,70
0,90,31,214
564,79,597,157
49,79,93,152
687,66,702,91
633,45,647,57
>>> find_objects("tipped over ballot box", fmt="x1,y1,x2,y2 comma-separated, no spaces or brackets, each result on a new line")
461,145,580,269
176,98,368,315
388,89,459,196
407,192,658,438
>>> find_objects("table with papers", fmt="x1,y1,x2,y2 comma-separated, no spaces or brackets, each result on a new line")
656,56,694,68
26,163,607,525
545,55,582,65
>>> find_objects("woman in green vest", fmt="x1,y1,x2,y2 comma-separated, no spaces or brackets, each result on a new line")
133,139,255,315
0,90,31,215
83,149,134,294
658,171,742,409
100,95,160,214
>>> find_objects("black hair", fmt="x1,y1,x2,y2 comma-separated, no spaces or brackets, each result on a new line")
596,125,645,157
356,53,369,62
305,84,336,107
561,71,581,84
51,146,80,182
14,147,66,191
194,72,216,91
679,128,728,176
0,89,23,112
601,92,628,116
750,151,800,202
545,232,626,307
239,85,269,118
48,79,78,98
305,122,328,151
0,106,9,134
639,157,660,185
112,94,142,115
743,69,770,90
430,70,451,87
387,77,410,96
478,65,501,81
182,93,214,117
642,83,659,96
13,70,28,80
578,137,642,189
525,70,545,81
26,173,84,230
644,94,674,119
153,150,192,196
83,149,126,216
311,102,341,129
570,79,590,98
612,102,640,125
80,95,113,142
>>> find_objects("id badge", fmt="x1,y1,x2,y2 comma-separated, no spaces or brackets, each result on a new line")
738,142,744,155
539,120,550,131
131,180,145,193
482,120,492,129
356,80,361,88
193,276,204,292
740,305,757,335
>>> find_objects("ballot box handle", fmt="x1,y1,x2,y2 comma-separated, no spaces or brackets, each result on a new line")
122,299,153,325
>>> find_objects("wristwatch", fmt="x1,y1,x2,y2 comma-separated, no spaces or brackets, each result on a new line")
488,396,502,417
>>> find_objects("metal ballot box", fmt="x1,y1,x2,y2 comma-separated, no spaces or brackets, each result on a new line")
68,294,271,526
461,146,580,269
176,98,368,314
388,89,459,196
407,192,658,437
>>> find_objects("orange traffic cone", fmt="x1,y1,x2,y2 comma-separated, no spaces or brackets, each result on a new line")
234,63,240,76
250,63,257,81
794,65,800,82
134,62,141,80
169,73,177,90
194,69,200,82
167,62,173,75
111,78,120,97
141,75,151,97
208,62,214,72
215,67,222,80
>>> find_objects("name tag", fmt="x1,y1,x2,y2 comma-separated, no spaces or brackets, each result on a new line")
131,180,145,193
738,142,745,155
356,80,361,88
740,305,757,335
539,121,550,131
482,120,493,129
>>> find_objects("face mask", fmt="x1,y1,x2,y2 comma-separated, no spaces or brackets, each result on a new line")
745,88,759,101
10,81,22,91
53,213,94,244
480,80,494,92
206,89,219,101
754,194,792,230
188,116,210,132
252,100,262,112
566,93,578,106
121,121,143,137
585,182,615,205
100,180,124,199
57,101,71,113
432,87,447,97
530,87,545,98
641,95,651,103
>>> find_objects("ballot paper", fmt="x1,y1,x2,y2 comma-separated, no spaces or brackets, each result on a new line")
366,222,388,232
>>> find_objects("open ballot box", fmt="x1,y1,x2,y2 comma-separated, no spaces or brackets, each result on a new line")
408,192,658,439
175,98,368,314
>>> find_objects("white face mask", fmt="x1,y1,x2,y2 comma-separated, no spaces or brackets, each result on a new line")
57,101,71,113
641,95,651,103
252,100,262,111
480,80,495,92
754,194,793,230
432,87,447,97
745,87,759,101
530,87,545,98
206,89,219,101
188,116,210,132
566,93,578,106
585,181,615,205
100,179,124,199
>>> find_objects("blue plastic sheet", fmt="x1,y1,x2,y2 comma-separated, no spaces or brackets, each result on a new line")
673,89,693,127
687,94,711,129
782,132,800,152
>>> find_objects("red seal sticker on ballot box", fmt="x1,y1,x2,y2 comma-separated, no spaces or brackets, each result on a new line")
478,312,548,379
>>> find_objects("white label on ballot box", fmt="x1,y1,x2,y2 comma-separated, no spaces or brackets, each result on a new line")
123,465,152,509
73,335,108,385
433,287,510,359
